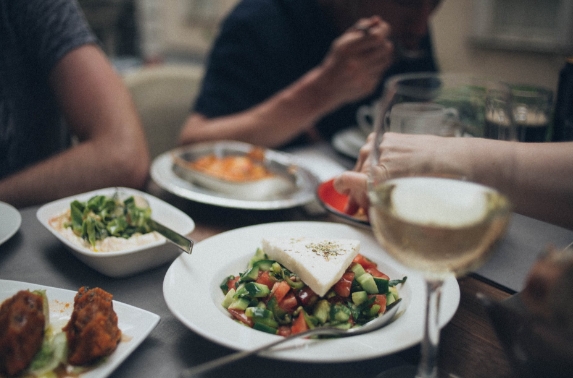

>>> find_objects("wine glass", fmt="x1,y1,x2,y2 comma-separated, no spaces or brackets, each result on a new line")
367,73,514,378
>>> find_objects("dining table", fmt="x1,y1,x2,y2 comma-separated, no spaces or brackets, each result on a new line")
1,142,573,378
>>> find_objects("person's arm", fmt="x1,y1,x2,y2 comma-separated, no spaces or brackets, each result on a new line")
334,133,573,230
178,17,394,148
0,45,150,208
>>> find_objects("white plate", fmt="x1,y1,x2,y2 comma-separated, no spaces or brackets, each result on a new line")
163,221,460,363
36,187,195,277
332,126,367,159
151,145,320,210
0,201,21,246
0,280,160,378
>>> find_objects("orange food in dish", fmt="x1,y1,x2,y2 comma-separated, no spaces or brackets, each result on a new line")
188,148,274,182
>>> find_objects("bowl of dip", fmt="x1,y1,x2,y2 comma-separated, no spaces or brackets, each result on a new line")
37,187,195,277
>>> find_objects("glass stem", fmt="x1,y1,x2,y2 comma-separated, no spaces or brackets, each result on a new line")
417,278,444,378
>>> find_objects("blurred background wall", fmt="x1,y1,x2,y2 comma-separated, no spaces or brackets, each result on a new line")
79,0,572,93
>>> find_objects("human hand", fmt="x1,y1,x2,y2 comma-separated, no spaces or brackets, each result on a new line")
317,16,394,108
332,132,376,215
333,132,457,215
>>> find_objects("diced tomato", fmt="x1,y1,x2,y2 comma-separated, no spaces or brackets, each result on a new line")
256,270,276,290
365,267,390,280
296,286,318,307
271,281,291,303
277,326,291,337
333,272,355,298
278,292,298,313
371,294,387,314
227,308,253,327
353,254,377,269
226,276,240,292
291,311,309,335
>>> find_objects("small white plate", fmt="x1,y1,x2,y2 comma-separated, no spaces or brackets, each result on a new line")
0,201,21,246
36,187,195,277
163,221,460,363
151,142,320,210
0,280,160,378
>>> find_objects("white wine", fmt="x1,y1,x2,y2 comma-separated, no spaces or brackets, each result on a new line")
368,177,511,279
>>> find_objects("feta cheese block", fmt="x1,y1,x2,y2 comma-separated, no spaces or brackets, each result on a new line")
262,237,361,297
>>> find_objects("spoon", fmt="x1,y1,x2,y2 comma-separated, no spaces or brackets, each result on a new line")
114,190,194,254
180,298,402,377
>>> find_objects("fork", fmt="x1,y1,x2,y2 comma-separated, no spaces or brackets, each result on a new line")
180,298,402,377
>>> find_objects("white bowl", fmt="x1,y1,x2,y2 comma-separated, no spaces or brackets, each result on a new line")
37,187,195,277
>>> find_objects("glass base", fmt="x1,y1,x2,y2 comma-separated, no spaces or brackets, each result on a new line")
375,365,418,378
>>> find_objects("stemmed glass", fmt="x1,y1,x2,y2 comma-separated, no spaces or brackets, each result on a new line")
367,73,514,378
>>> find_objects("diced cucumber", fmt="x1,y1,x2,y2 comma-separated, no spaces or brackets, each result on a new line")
350,263,366,278
313,299,331,324
357,273,378,294
271,262,282,275
239,266,259,283
284,275,304,289
248,247,267,268
330,303,351,322
221,288,236,309
246,307,279,328
228,297,249,311
253,259,275,271
243,282,270,298
373,277,389,294
386,291,396,306
368,304,381,317
253,322,278,334
389,286,399,297
351,290,368,305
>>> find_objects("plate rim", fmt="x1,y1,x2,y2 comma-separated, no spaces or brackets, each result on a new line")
163,221,461,363
0,201,22,246
0,279,160,378
150,142,320,210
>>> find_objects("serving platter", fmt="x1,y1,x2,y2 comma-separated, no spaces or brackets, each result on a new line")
0,280,160,378
163,221,460,363
151,141,320,210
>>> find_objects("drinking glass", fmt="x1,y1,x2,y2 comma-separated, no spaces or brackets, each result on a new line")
510,85,553,142
367,73,514,378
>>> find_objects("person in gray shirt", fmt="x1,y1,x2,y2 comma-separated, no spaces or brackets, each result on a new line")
0,0,149,208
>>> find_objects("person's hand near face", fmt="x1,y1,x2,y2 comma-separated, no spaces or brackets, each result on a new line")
314,16,394,109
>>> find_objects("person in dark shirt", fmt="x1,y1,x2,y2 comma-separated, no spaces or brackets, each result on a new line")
0,0,149,208
179,0,441,149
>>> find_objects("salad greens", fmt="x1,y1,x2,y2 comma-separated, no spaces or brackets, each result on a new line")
24,290,89,377
220,248,407,336
67,195,153,247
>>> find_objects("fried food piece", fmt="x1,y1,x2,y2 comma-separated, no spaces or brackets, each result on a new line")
0,290,45,376
63,287,121,366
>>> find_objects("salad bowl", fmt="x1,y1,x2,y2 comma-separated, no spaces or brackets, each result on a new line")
37,187,195,277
